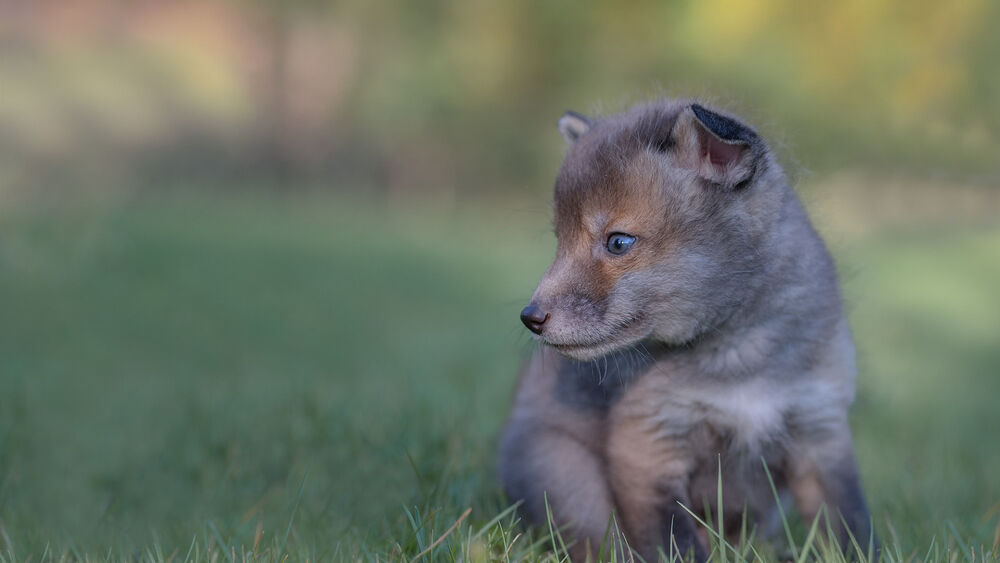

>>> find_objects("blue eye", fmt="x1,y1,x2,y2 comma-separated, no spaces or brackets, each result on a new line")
606,233,636,255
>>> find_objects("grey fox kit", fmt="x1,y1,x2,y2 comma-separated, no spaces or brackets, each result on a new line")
499,99,876,561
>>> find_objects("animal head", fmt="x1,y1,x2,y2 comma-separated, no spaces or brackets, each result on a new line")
520,100,786,360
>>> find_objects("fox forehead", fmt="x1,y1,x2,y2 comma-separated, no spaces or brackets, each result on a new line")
555,151,698,266
553,151,671,244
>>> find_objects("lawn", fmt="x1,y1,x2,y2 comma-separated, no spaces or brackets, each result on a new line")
0,188,997,561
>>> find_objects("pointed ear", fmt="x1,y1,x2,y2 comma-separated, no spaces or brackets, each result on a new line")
557,111,592,144
672,104,762,188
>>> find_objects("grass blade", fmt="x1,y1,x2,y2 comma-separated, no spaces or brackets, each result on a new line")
543,493,571,560
717,455,728,563
795,505,825,563
409,507,470,562
761,458,798,560
471,501,522,541
280,470,309,553
207,522,234,563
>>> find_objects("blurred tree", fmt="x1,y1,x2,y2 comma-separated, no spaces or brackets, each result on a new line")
0,0,996,197
236,0,334,180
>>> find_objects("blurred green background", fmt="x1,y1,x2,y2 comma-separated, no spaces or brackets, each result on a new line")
0,0,998,559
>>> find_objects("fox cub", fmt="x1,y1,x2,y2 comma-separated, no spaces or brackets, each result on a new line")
499,99,876,561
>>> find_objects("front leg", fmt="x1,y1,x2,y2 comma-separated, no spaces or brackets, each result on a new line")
500,419,622,561
787,420,879,558
606,412,707,562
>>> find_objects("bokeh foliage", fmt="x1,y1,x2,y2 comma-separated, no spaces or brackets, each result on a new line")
1,0,998,199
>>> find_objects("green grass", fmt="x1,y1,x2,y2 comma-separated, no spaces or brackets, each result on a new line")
0,189,997,561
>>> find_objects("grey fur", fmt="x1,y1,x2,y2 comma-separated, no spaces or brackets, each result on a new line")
499,99,876,561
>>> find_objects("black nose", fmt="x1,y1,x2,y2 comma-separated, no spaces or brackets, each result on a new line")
520,303,549,334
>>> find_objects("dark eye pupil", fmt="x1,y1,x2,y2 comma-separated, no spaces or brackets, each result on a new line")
606,233,635,255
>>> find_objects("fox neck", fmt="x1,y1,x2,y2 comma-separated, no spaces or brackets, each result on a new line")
648,191,841,379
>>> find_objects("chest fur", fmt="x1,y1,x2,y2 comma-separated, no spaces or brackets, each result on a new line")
618,376,792,455
684,380,789,451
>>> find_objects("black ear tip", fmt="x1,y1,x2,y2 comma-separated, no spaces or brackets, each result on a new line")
560,110,592,126
689,104,720,127
689,103,755,143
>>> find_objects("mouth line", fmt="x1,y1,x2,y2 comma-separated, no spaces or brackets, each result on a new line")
549,337,634,353
549,341,601,352
543,313,647,353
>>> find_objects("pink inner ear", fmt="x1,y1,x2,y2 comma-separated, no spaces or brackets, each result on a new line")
702,135,746,168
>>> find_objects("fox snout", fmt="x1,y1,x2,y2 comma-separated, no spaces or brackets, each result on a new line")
519,303,549,334
519,257,576,335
